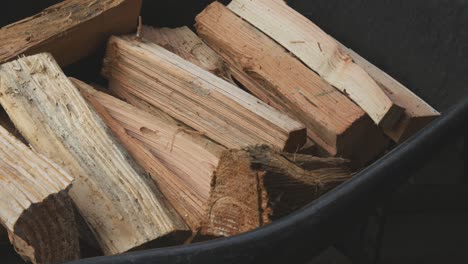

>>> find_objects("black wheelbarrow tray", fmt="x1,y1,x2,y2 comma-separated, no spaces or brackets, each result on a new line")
2,1,466,264
67,95,468,264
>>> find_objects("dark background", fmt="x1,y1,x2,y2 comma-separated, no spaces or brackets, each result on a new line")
2,1,467,263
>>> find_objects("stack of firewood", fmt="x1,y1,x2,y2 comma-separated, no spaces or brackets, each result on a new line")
0,0,439,263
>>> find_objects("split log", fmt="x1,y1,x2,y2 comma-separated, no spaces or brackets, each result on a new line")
196,3,389,165
102,35,307,152
0,125,79,263
141,26,235,84
0,53,190,255
72,78,222,230
73,79,352,237
227,0,404,129
205,146,352,236
341,47,440,143
0,0,142,66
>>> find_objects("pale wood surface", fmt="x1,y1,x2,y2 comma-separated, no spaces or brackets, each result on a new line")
142,26,235,84
73,80,351,237
0,0,142,66
196,2,389,164
0,125,79,264
102,36,307,152
0,53,189,255
343,47,440,142
73,78,223,230
228,0,404,129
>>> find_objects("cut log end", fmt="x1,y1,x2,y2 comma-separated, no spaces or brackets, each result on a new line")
201,145,352,237
9,192,80,264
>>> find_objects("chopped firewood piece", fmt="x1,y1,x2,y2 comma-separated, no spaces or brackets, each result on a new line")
227,0,404,129
341,47,440,142
196,3,389,164
202,145,352,237
141,26,235,84
0,0,142,66
0,125,79,264
0,53,190,255
73,79,352,236
102,36,307,152
73,78,223,230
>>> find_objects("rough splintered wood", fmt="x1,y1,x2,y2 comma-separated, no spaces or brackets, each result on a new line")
141,26,235,84
0,125,79,264
196,2,389,164
73,79,352,236
0,0,142,66
203,145,352,237
72,78,223,230
342,47,440,142
227,0,404,129
102,36,307,152
0,53,189,255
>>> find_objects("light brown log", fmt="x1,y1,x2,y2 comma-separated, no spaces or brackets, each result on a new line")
72,79,352,236
0,125,79,264
0,53,190,255
102,35,307,152
196,3,389,165
141,26,235,84
0,0,142,67
341,47,440,143
227,0,404,129
72,78,222,230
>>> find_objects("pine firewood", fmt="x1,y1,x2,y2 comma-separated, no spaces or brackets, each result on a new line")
0,125,79,264
72,79,352,237
227,0,404,129
0,0,142,66
341,47,440,143
102,35,307,153
141,26,235,84
196,3,389,164
0,53,190,255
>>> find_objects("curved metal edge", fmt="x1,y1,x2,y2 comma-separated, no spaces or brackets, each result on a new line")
69,97,468,264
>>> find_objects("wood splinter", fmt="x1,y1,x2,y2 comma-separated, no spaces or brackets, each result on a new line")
0,125,80,264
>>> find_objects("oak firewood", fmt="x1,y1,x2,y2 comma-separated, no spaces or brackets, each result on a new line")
227,0,404,129
0,53,189,255
0,125,79,264
0,0,142,66
141,26,235,84
341,47,440,143
73,79,352,236
196,3,389,165
102,35,307,152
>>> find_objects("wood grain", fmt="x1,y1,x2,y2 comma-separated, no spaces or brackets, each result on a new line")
141,26,235,84
342,47,440,142
203,145,352,237
74,79,352,237
228,0,404,129
0,53,189,255
73,78,223,230
0,0,142,66
196,2,389,164
102,36,307,152
0,125,79,264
